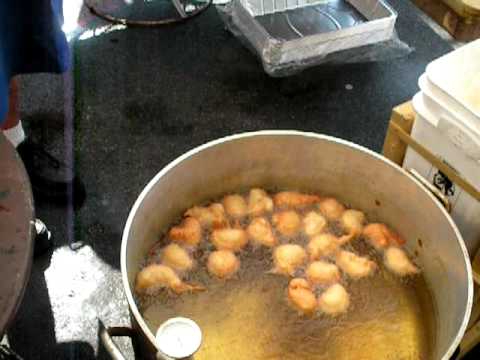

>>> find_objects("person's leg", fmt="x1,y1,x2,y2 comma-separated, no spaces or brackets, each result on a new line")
0,0,84,208
1,78,26,147
2,78,19,129
1,76,85,208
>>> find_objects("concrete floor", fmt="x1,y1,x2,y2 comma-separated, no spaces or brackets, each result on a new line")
4,0,477,359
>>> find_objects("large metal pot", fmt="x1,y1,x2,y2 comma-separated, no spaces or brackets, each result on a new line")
104,131,473,360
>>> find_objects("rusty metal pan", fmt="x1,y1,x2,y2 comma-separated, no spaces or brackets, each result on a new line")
0,134,35,336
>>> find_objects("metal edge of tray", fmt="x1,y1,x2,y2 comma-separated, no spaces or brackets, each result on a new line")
278,16,396,60
232,0,275,50
236,0,398,39
231,0,398,65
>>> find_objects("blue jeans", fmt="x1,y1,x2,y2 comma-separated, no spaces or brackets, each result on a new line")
0,0,69,123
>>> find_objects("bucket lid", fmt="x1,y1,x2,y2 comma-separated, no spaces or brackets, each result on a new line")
412,91,480,161
412,91,439,127
426,39,480,118
419,73,480,137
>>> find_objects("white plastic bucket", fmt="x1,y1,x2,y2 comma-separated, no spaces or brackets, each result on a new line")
403,92,480,257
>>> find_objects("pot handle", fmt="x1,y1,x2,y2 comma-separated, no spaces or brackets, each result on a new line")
408,168,452,213
99,319,136,360
99,320,176,360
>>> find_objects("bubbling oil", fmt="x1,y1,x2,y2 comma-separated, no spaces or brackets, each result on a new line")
137,198,435,360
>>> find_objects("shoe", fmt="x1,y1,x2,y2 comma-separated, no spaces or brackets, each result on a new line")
33,219,53,257
0,344,23,359
16,138,86,208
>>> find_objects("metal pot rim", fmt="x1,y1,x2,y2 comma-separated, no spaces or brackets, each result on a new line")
121,130,473,359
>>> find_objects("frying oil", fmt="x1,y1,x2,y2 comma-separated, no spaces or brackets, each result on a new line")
138,204,435,360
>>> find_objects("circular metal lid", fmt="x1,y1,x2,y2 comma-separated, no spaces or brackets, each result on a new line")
156,317,202,359
0,134,34,335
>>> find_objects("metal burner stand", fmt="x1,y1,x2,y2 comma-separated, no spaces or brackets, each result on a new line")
85,0,212,27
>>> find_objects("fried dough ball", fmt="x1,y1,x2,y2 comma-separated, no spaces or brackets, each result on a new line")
335,250,377,280
223,194,248,218
247,217,277,247
272,210,301,236
272,244,307,276
362,223,406,251
207,250,240,279
247,188,274,216
161,243,194,272
317,197,346,220
169,217,202,247
340,209,366,238
287,278,318,315
384,247,419,276
274,191,321,208
211,228,248,252
135,264,204,294
318,283,350,316
307,233,340,260
184,203,227,228
303,211,328,237
306,261,341,285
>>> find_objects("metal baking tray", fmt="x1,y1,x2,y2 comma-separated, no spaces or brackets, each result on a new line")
223,0,397,74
